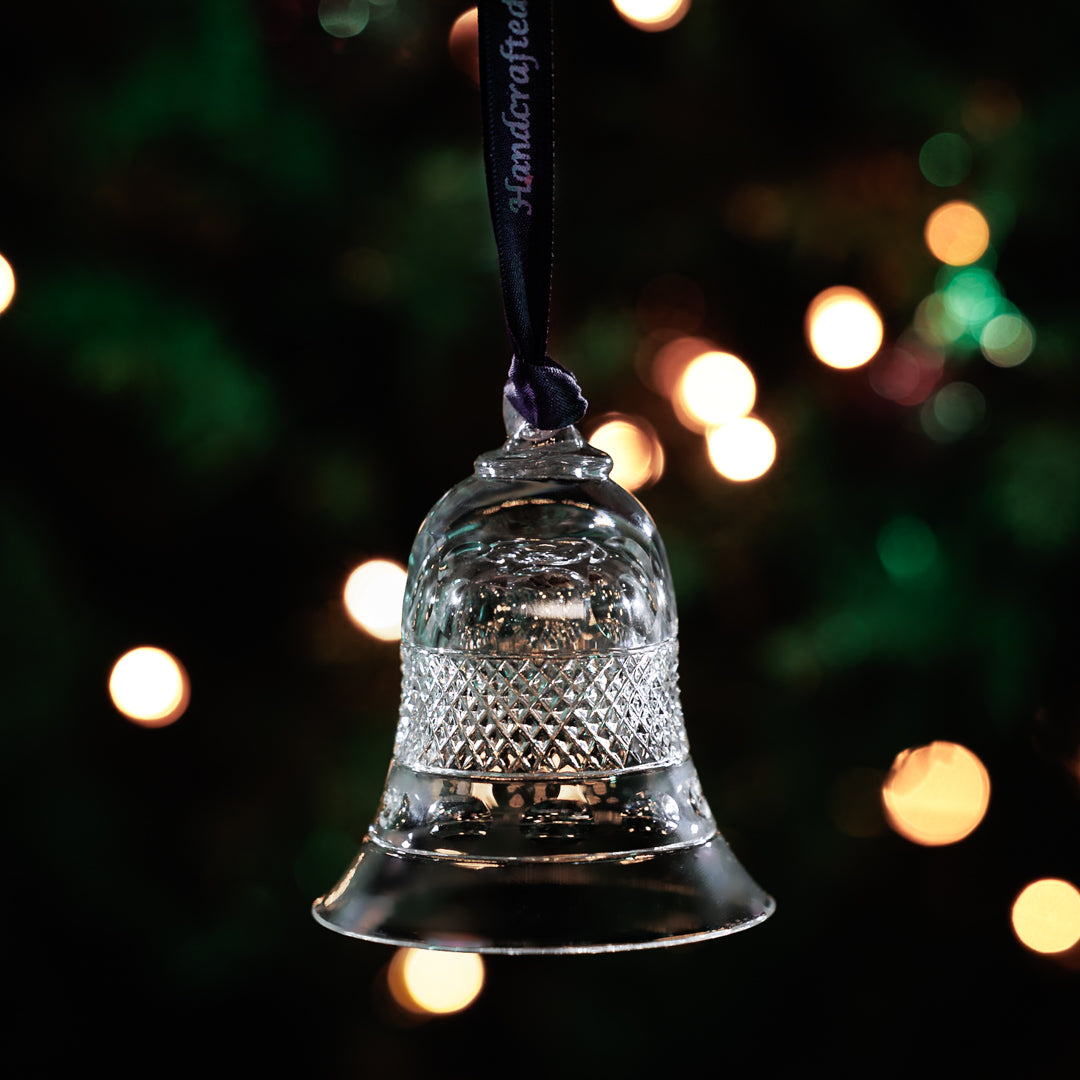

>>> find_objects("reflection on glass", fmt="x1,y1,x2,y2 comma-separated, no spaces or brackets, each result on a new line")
388,948,485,1015
673,351,756,431
109,646,190,727
925,201,990,266
612,0,691,32
344,559,407,641
980,313,1034,368
706,417,776,482
882,741,990,846
1011,879,1080,954
588,416,664,491
0,252,14,315
805,286,883,369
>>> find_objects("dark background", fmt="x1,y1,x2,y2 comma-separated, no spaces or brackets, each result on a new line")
3,0,1078,1072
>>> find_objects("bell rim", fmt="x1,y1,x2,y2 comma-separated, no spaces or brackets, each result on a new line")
311,832,775,955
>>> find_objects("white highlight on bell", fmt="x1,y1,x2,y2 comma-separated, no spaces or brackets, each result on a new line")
706,417,777,482
806,286,884,369
674,351,756,431
388,948,485,1015
108,646,189,727
344,559,407,641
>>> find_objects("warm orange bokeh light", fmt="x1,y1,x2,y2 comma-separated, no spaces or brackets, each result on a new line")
588,416,664,491
706,416,776,482
448,7,479,85
924,201,990,266
882,741,990,846
1011,879,1080,954
0,252,15,315
611,0,691,32
344,559,407,642
109,646,190,727
673,351,756,431
805,286,884,369
388,948,485,1015
649,335,714,397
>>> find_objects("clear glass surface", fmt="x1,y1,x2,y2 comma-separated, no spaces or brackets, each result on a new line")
313,399,775,952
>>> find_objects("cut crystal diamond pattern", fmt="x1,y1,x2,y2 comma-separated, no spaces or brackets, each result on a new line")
396,641,688,774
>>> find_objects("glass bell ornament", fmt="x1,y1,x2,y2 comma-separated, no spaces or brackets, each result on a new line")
312,399,775,953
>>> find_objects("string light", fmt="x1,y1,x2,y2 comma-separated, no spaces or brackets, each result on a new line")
1011,879,1080,954
344,559,407,641
0,252,14,315
611,0,691,32
387,948,485,1015
882,741,990,846
706,416,776,482
925,201,991,266
588,416,665,491
673,351,756,431
805,286,884,369
108,647,190,727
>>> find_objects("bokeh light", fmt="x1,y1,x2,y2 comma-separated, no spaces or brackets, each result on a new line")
706,417,776,482
918,133,972,187
939,266,1004,332
388,948,485,1015
611,0,691,32
1011,879,1080,954
673,351,756,431
877,515,940,582
962,79,1022,141
912,293,965,347
980,312,1035,368
448,7,479,85
0,252,15,315
318,0,370,38
925,201,991,266
921,381,986,443
588,416,664,491
868,342,943,406
882,741,990,846
109,646,190,727
649,335,714,396
805,286,884,369
344,559,407,641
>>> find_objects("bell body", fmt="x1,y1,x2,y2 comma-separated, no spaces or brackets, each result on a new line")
312,403,774,953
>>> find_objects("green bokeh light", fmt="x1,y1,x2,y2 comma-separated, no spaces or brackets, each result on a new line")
877,515,940,582
919,132,972,187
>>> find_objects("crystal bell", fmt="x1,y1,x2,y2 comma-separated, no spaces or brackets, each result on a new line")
312,401,775,953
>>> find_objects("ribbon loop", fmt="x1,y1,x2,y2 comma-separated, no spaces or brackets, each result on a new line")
477,0,587,430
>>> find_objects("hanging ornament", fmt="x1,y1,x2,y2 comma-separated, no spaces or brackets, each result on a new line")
312,0,774,953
